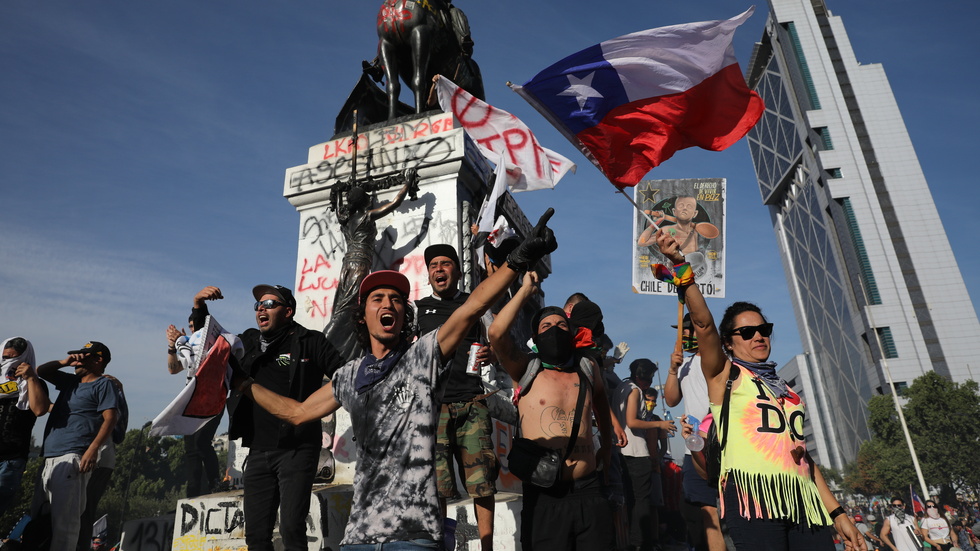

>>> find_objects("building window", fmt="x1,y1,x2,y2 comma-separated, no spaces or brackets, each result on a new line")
840,198,881,305
784,23,821,110
815,127,834,150
876,327,899,359
827,168,842,178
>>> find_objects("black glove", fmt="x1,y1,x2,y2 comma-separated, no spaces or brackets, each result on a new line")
506,208,558,273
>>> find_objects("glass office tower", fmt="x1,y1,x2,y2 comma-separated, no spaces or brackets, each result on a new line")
744,0,980,468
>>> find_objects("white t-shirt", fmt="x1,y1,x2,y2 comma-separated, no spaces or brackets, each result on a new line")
921,516,951,542
676,355,709,455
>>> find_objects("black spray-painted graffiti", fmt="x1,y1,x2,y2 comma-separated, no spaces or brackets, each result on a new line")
122,516,174,551
180,501,245,536
288,135,457,194
302,206,345,261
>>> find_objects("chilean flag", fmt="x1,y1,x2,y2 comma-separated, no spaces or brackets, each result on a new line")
512,8,764,187
910,485,926,514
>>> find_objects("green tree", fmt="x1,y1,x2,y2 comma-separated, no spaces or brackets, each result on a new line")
843,372,980,500
901,372,980,500
97,427,186,544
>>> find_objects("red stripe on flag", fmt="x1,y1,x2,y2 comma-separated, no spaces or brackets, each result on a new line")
577,63,764,187
183,336,230,418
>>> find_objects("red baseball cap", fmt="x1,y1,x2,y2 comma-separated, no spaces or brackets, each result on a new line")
359,270,410,302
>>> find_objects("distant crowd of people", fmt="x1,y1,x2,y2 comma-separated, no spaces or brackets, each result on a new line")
3,208,912,551
842,496,980,551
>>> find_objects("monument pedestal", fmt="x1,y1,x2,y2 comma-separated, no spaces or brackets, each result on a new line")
167,485,524,551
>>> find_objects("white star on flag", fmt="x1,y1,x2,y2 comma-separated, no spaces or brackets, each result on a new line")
559,73,604,110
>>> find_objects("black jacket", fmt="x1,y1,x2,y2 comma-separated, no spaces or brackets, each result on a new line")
226,321,341,448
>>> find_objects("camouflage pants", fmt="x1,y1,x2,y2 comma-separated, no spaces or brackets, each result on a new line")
436,400,498,499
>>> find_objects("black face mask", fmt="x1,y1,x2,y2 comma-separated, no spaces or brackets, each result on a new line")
535,326,573,367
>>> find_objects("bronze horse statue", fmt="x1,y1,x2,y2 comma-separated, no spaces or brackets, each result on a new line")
375,0,484,121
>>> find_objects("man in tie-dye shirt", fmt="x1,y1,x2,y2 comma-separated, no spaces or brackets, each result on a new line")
238,210,557,549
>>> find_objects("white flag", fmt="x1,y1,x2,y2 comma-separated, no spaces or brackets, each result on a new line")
435,76,575,191
150,316,242,437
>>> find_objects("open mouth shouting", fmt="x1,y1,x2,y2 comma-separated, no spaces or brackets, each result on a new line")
257,312,271,329
380,312,397,330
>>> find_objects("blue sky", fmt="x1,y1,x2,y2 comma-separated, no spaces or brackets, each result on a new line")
2,1,978,439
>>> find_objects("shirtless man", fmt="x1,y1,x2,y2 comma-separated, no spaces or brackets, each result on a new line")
489,272,615,551
637,195,701,255
237,209,557,549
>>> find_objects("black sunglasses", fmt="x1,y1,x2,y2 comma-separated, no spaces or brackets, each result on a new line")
254,299,286,311
729,323,773,340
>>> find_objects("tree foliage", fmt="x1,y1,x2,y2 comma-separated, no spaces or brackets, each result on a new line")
842,372,980,500
98,428,186,543
0,428,189,545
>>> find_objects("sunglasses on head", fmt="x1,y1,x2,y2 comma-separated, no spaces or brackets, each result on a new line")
254,299,286,311
729,323,773,340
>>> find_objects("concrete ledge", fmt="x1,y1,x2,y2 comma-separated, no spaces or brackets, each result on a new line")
169,485,524,550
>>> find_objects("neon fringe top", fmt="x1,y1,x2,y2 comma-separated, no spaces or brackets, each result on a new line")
710,365,831,526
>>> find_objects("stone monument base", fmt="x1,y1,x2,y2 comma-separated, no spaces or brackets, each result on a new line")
162,484,523,551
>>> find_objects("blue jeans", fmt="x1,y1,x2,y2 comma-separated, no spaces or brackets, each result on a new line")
0,457,27,515
340,540,440,550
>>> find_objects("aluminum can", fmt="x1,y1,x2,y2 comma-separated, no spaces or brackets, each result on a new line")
466,343,481,375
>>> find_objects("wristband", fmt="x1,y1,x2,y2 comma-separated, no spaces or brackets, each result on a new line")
651,262,695,287
829,506,846,521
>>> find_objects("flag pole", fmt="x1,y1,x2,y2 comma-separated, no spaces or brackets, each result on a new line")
675,302,685,355
613,184,661,230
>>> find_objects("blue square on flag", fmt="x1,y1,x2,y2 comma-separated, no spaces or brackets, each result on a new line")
522,44,629,135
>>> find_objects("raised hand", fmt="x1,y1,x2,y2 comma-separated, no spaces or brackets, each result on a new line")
506,208,557,272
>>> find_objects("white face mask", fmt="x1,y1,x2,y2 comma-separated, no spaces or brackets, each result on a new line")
927,507,940,519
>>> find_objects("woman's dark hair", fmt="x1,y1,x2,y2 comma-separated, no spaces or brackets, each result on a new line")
4,337,27,355
353,296,415,349
719,301,767,348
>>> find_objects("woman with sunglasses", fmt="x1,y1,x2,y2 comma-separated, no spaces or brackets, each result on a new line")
653,229,863,551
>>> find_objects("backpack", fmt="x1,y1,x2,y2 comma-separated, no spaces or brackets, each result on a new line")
704,365,738,488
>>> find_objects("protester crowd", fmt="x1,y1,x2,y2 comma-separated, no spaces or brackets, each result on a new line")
2,209,970,551
835,497,980,551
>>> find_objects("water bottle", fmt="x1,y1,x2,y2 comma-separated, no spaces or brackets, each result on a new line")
663,409,676,436
685,415,704,451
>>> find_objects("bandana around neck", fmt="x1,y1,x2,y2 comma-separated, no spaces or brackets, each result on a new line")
732,358,788,398
355,340,409,394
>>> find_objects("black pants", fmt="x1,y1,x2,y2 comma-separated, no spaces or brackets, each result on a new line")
521,471,615,551
76,466,113,551
243,447,319,551
623,456,655,550
722,482,834,551
184,414,222,497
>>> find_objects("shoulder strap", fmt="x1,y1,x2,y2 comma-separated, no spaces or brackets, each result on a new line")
562,368,588,460
518,358,543,396
718,364,739,451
